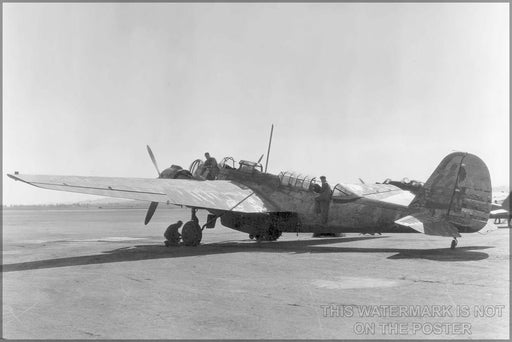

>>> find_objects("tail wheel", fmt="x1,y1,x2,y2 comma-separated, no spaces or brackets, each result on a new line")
450,238,458,250
182,220,202,246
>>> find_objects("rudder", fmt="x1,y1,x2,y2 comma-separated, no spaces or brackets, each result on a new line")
409,152,492,232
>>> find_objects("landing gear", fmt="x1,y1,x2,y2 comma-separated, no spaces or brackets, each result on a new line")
267,225,282,241
253,226,282,242
313,232,343,238
162,208,201,247
182,220,202,246
450,237,458,250
254,233,267,242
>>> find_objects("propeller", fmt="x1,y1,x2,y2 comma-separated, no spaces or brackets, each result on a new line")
145,201,159,225
145,145,161,225
147,145,161,176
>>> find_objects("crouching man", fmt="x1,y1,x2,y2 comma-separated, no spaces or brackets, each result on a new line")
164,220,183,246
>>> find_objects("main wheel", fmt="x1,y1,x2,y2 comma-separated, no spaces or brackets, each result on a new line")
182,220,202,246
267,226,282,241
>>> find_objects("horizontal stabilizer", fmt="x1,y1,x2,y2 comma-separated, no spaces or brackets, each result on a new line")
395,212,460,237
491,209,508,216
478,221,498,234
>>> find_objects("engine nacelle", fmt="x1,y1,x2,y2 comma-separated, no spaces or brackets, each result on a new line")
160,165,193,179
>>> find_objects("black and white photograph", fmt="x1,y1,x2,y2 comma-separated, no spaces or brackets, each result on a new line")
2,2,509,339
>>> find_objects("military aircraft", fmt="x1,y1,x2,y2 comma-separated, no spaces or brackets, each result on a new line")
8,148,494,249
490,193,510,227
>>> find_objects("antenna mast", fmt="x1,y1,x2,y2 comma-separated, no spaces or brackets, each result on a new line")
264,124,274,173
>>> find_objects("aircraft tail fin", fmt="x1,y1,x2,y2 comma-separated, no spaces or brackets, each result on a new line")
502,193,510,211
397,152,492,235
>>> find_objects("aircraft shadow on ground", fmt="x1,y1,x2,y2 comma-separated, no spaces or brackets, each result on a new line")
2,236,491,272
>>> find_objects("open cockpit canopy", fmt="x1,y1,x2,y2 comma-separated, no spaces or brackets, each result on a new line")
218,157,263,173
219,156,236,169
239,160,263,173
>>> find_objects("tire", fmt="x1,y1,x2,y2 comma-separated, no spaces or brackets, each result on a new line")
268,227,282,241
182,221,202,246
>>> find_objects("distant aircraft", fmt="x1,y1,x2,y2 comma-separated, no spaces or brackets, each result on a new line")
490,193,510,227
8,149,494,249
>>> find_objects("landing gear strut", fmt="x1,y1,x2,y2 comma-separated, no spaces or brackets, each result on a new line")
450,237,458,250
252,225,282,242
182,208,202,246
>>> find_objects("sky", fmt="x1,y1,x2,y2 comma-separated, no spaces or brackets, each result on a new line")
3,3,509,205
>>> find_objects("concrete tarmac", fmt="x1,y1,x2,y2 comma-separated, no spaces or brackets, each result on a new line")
2,208,510,339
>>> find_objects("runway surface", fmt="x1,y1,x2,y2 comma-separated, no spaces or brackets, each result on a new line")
2,208,510,339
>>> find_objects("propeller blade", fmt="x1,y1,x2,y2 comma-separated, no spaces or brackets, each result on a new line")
144,201,159,225
257,154,264,164
145,146,162,225
146,145,161,176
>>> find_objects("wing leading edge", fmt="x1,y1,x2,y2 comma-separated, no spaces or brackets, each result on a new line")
7,174,278,213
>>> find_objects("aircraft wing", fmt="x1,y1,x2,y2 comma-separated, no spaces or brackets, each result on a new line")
7,174,279,213
338,183,415,206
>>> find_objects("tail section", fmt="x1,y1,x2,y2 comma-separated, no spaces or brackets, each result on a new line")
501,193,510,212
397,152,492,236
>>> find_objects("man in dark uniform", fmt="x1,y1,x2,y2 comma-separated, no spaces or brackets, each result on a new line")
164,220,182,246
202,152,219,180
315,176,332,224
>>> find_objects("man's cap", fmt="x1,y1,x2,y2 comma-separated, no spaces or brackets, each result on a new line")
320,176,326,180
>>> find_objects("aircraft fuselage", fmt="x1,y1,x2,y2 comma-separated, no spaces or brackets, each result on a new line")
215,166,416,236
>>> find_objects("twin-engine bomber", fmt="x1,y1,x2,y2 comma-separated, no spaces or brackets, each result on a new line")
8,148,495,249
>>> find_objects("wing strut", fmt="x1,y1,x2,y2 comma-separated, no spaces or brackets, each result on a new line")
201,192,256,230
